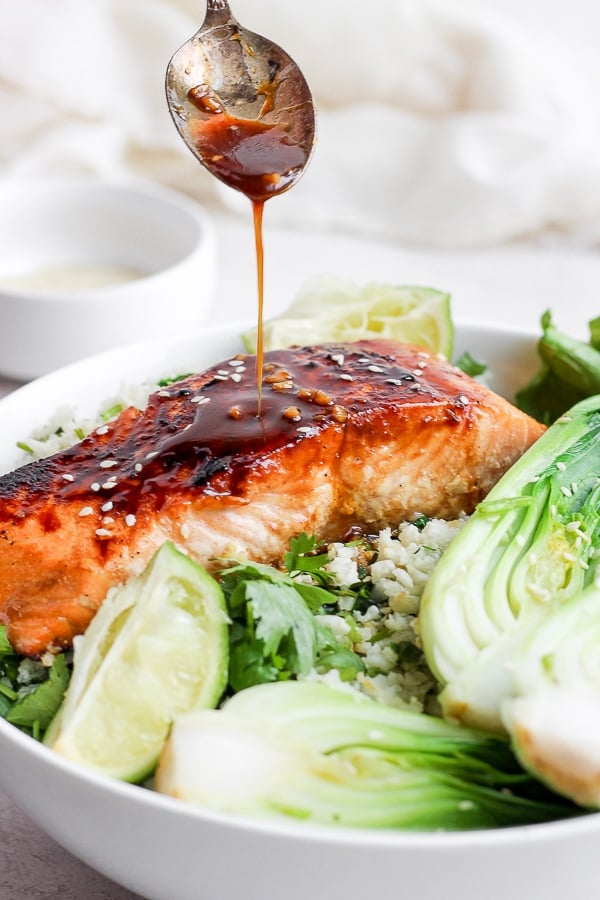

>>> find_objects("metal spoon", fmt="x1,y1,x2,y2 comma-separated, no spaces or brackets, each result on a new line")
165,0,316,201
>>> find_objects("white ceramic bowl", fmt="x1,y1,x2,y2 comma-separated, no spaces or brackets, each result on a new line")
0,177,217,380
0,320,597,900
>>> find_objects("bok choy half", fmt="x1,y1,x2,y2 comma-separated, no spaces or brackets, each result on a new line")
419,394,600,806
156,680,576,830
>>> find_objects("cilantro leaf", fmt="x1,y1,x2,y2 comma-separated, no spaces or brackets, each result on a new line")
5,654,70,732
455,351,488,377
284,533,330,577
219,560,364,693
246,581,317,673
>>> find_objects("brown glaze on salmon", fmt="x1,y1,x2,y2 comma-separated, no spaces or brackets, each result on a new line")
0,340,544,656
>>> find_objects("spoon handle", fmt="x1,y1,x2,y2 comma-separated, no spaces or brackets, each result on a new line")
206,0,231,11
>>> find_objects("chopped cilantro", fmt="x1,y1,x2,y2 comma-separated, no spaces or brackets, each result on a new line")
455,351,488,377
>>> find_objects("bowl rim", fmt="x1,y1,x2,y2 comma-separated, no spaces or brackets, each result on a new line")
0,315,597,852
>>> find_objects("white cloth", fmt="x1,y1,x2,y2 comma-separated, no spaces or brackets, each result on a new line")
2,0,600,247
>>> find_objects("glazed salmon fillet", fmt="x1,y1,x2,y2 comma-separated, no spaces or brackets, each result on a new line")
0,339,544,656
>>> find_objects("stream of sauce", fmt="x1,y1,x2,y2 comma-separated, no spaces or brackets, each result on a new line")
188,101,309,415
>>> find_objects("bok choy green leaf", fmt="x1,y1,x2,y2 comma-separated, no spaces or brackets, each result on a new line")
419,394,600,806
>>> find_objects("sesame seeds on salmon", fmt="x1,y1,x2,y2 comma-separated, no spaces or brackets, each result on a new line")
0,339,544,657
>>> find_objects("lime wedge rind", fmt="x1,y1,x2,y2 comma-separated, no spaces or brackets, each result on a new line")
45,542,229,783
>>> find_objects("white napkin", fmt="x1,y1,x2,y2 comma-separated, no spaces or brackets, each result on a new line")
1,0,600,247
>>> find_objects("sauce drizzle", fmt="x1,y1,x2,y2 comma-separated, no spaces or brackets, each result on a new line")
188,100,310,416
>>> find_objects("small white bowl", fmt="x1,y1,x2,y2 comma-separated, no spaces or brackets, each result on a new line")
0,177,217,380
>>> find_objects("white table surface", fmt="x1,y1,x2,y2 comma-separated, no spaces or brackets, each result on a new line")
0,212,599,898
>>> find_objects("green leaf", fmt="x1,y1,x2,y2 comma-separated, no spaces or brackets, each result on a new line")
283,533,330,577
516,311,600,423
6,654,70,732
0,626,13,659
589,316,600,351
245,581,317,675
455,351,487,377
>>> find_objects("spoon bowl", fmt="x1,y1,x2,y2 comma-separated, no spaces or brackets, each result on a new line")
165,0,316,200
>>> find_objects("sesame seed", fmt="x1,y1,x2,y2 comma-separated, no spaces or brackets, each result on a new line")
102,480,117,490
180,523,191,539
213,375,228,381
217,369,230,376
145,451,158,460
102,516,114,525
230,373,242,383
96,425,110,436
556,461,566,471
385,379,403,386
101,501,114,512
191,396,211,405
413,368,424,377
99,459,118,469
134,463,143,473
229,359,245,368
566,521,581,532
62,473,74,482
330,353,344,366
339,374,354,382
90,482,101,492
125,514,137,527
157,390,171,398
95,528,112,538
357,358,370,363
367,365,385,373
561,486,572,498
79,506,94,517
458,394,470,405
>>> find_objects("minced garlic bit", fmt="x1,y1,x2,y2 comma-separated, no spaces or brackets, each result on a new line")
282,405,302,422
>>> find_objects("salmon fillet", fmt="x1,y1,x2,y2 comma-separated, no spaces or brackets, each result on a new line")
0,339,544,656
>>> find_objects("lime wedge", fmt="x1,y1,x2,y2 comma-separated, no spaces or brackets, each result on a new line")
44,542,229,782
242,276,454,359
